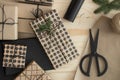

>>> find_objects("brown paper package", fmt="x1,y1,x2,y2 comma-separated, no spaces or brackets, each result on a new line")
0,5,18,40
17,3,52,38
0,1,52,39
74,16,120,80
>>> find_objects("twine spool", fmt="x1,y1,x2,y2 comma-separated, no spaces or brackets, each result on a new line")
111,13,120,34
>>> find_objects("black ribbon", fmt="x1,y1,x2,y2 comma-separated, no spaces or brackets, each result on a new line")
0,5,17,40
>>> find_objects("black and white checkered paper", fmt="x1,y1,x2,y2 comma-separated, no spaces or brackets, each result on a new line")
3,44,27,68
15,61,52,80
30,10,79,68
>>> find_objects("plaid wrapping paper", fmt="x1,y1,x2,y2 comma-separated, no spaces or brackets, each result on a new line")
30,9,79,68
15,61,52,80
3,44,27,68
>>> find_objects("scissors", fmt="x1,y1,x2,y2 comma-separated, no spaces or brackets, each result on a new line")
80,29,108,77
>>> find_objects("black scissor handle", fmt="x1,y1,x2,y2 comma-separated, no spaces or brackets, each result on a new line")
80,53,108,77
96,53,108,76
80,54,92,76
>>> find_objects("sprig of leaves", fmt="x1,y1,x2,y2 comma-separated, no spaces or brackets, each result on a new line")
36,18,53,35
93,0,120,14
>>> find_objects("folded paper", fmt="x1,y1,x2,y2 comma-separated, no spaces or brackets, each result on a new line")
15,61,52,80
0,5,18,40
30,10,79,68
3,44,27,68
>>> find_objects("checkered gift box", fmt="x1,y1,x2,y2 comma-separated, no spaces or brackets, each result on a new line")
15,61,52,80
3,44,27,68
30,9,79,68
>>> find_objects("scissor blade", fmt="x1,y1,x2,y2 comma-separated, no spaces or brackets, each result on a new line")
89,29,95,53
94,29,99,53
89,29,99,53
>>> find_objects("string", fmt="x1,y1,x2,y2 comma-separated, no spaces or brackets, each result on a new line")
31,4,44,19
18,4,43,20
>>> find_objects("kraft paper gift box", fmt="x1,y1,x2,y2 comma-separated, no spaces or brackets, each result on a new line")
3,44,27,68
74,16,120,80
14,1,53,38
30,9,79,69
0,5,18,40
0,38,53,80
15,61,52,80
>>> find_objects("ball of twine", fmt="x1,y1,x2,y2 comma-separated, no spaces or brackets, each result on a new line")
111,13,120,34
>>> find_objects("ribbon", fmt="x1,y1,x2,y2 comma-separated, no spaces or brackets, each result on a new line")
18,4,43,20
31,4,44,18
0,5,17,40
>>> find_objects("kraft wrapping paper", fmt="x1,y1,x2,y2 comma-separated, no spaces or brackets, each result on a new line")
74,16,120,80
0,5,18,40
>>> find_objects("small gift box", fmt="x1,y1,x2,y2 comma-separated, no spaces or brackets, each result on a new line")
3,38,53,76
0,5,18,40
30,10,79,68
3,44,27,68
15,61,52,80
17,2,52,38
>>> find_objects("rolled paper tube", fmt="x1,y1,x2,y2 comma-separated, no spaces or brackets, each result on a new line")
64,0,85,22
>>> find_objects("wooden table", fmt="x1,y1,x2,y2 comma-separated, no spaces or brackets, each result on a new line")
0,0,120,80
47,0,120,80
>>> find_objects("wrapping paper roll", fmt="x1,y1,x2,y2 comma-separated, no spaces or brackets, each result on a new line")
64,0,84,22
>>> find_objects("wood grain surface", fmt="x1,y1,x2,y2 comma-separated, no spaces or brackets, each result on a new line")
0,0,120,80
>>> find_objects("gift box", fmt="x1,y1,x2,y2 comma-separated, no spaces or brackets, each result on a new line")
4,38,54,76
2,44,27,68
30,10,79,68
15,61,52,80
15,1,53,38
0,5,18,40
0,38,53,80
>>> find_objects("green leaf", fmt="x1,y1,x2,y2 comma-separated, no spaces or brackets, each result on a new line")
94,5,107,13
93,0,120,14
92,0,109,5
37,18,53,35
109,0,120,10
